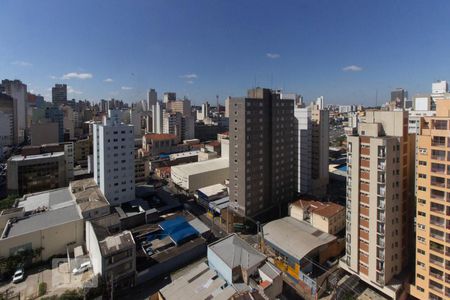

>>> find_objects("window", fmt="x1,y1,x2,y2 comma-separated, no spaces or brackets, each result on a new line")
419,161,427,166
418,173,426,179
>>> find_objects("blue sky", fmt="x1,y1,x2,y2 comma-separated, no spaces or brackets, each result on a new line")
1,0,450,105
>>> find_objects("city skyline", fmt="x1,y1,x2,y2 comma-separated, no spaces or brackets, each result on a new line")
2,0,450,105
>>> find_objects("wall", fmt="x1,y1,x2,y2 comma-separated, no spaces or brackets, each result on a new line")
0,219,84,261
207,247,232,284
85,221,103,275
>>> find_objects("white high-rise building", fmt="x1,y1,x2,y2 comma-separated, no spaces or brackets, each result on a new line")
147,89,157,110
431,80,448,95
315,96,324,110
196,102,209,121
1,79,27,144
93,110,135,205
152,102,163,134
294,106,312,194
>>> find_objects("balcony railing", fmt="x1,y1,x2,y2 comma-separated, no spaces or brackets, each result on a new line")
430,272,444,281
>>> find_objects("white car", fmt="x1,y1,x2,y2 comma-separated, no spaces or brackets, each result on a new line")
72,261,91,275
12,268,24,283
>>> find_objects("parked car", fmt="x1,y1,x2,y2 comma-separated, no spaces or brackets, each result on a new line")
72,261,91,275
12,268,24,283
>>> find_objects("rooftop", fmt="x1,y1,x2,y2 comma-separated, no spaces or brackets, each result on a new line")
99,230,134,257
263,217,337,262
291,199,344,218
208,234,266,270
171,157,229,176
169,150,199,160
196,183,228,198
69,178,109,212
144,133,177,141
3,203,81,238
9,151,65,162
18,188,73,212
159,262,237,300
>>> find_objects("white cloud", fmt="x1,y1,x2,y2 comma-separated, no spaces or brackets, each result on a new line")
62,72,93,80
180,73,198,80
11,60,32,67
342,65,363,72
266,53,280,59
103,78,114,82
121,86,133,90
67,86,82,95
186,80,194,84
49,75,57,80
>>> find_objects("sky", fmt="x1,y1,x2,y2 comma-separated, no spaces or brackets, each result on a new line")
1,0,450,106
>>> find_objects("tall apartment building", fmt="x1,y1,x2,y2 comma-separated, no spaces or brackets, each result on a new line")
147,89,157,110
228,88,295,218
1,79,27,144
45,106,64,142
311,104,329,196
163,112,183,143
152,102,163,134
163,92,176,104
170,99,191,117
339,110,414,299
390,88,408,109
52,84,67,106
294,105,312,194
410,99,450,300
93,110,135,205
0,93,14,146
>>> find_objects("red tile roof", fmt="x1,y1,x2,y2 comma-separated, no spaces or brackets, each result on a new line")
291,199,344,218
144,133,177,141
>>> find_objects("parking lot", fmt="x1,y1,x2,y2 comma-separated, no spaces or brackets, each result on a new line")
0,260,95,299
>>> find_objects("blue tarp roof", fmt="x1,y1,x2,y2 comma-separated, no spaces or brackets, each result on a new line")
158,216,198,245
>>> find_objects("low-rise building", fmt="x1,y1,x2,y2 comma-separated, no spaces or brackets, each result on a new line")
70,178,111,220
208,234,283,299
142,133,177,157
74,136,92,167
7,152,68,195
289,199,345,235
195,183,228,208
86,215,136,289
263,217,343,298
171,158,229,193
0,188,84,261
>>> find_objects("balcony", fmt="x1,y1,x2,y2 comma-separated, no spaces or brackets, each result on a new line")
378,200,385,209
378,162,386,171
378,212,385,222
430,271,444,281
378,187,386,197
377,238,385,248
430,242,445,254
430,257,444,267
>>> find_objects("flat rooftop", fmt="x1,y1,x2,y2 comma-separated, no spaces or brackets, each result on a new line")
159,262,237,300
171,158,229,176
9,151,65,162
99,230,134,257
18,188,73,212
196,183,228,198
3,204,81,238
263,217,337,262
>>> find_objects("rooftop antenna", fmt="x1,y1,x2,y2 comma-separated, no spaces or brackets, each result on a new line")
216,94,219,112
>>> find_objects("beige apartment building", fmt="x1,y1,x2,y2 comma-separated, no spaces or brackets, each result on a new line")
339,110,414,299
410,99,450,300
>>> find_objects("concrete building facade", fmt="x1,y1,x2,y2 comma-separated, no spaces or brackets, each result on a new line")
1,79,27,144
93,111,135,205
52,84,67,106
228,88,295,218
339,110,414,299
410,99,450,300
